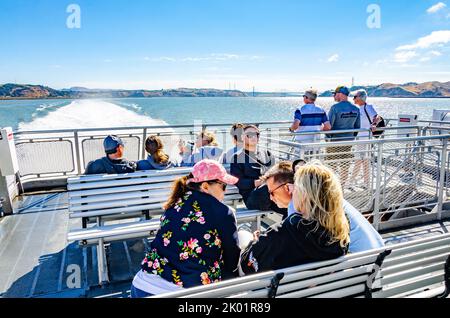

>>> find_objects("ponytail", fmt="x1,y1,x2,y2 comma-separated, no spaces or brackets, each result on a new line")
164,173,202,210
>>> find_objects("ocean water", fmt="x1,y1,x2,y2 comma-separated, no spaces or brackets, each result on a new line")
1,97,450,131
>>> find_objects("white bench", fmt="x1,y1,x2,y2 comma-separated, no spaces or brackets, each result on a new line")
373,233,450,298
67,168,243,228
151,247,390,298
68,209,272,286
149,233,450,299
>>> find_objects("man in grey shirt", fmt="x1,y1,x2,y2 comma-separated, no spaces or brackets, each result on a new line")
326,86,361,185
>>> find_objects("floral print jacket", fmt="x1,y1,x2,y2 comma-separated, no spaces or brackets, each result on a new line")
141,190,240,288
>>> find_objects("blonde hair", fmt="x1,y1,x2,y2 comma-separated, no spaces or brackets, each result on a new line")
294,160,350,248
199,131,219,147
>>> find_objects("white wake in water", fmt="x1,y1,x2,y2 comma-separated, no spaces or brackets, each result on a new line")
18,99,167,131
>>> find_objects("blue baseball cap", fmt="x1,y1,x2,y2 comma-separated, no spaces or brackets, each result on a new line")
103,135,124,154
333,86,350,96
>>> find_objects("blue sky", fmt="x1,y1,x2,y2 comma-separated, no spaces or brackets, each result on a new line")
1,0,450,91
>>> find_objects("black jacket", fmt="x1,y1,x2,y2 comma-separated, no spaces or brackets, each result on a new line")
230,149,274,204
85,156,137,175
240,213,348,274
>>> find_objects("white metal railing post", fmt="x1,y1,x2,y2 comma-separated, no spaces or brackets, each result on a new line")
437,138,448,220
73,131,82,175
142,128,148,160
373,142,383,230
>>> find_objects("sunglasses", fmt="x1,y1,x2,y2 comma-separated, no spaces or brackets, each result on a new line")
207,180,227,191
268,183,288,197
245,132,260,138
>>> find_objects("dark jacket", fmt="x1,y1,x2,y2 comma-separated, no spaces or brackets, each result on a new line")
141,190,240,288
230,149,274,204
85,156,137,175
137,155,174,171
240,213,348,274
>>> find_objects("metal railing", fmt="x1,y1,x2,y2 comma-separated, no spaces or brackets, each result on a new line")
259,133,450,231
9,120,450,230
13,121,291,178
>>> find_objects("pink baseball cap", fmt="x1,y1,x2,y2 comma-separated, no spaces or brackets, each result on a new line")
187,159,239,185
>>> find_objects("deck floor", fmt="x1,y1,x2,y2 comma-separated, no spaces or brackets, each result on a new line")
0,192,449,298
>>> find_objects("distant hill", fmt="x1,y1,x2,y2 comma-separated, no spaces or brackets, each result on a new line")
0,84,71,99
0,84,248,99
320,81,450,98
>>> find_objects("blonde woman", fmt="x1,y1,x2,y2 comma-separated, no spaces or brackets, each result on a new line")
179,131,224,167
240,160,350,274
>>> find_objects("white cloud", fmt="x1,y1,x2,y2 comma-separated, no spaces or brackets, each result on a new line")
430,50,443,56
419,57,431,62
327,54,339,63
394,51,418,63
427,2,447,14
143,53,262,63
396,30,450,51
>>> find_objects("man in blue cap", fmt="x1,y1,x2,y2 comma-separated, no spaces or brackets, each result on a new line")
85,135,137,175
326,86,361,185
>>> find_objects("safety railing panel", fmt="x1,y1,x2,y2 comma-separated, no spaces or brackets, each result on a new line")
81,136,141,169
261,133,450,231
16,140,75,177
13,121,290,178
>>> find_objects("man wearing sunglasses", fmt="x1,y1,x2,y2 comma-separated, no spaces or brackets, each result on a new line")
261,160,384,254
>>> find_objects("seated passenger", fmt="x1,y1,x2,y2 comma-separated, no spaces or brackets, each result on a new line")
265,161,384,253
221,123,244,164
229,125,285,215
131,160,241,297
178,131,224,167
137,135,174,171
85,135,137,175
240,161,350,274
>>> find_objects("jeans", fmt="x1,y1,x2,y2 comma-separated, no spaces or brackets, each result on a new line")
130,284,154,298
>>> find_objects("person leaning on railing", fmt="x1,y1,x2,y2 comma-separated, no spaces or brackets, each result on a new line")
130,160,241,297
178,131,224,167
239,161,350,274
289,88,331,155
326,86,361,185
137,135,174,171
352,89,381,186
84,135,137,175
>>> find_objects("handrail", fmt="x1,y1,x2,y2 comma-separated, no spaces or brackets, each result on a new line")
13,120,292,135
261,133,450,148
283,125,422,137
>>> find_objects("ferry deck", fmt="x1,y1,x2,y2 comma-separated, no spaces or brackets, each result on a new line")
1,117,450,298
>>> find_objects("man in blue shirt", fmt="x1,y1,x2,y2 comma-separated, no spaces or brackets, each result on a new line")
290,89,331,155
262,161,384,253
326,86,361,185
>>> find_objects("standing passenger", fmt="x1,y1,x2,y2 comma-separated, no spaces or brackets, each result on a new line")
326,86,361,185
289,89,331,154
352,89,380,186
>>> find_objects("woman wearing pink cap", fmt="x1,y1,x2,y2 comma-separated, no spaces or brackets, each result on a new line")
131,159,241,297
